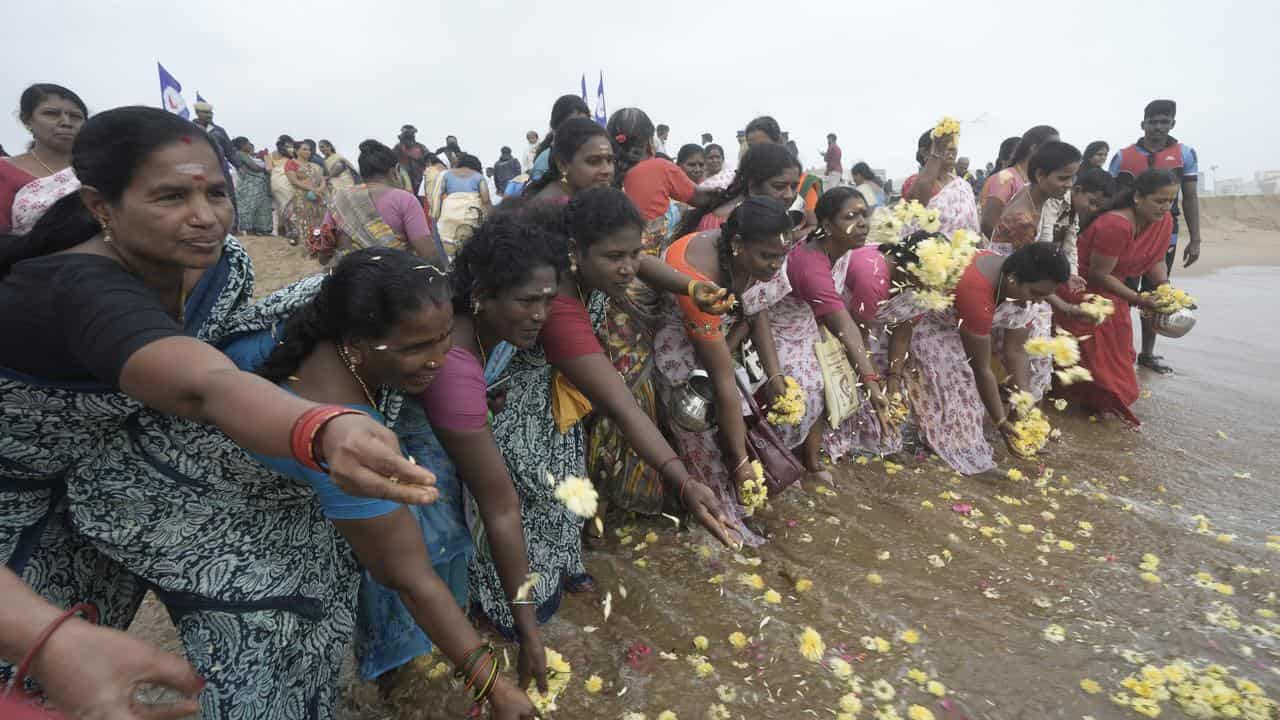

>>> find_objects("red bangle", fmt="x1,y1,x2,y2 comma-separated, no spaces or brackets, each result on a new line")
10,602,99,694
290,406,367,473
860,373,883,383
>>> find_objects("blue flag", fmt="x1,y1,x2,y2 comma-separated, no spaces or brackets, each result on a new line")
580,74,588,105
594,71,607,126
158,63,189,119
196,92,207,104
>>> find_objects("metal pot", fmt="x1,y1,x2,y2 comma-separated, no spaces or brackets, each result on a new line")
669,369,717,432
1153,308,1196,339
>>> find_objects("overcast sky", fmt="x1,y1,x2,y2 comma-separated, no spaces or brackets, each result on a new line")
5,0,1277,185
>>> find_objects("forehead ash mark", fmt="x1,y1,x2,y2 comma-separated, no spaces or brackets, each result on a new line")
173,163,208,176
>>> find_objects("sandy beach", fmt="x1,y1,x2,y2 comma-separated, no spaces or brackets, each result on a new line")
126,195,1280,719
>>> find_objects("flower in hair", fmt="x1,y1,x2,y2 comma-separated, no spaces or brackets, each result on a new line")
615,133,628,144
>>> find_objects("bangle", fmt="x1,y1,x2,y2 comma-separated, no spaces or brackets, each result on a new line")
687,279,701,298
657,456,682,477
509,599,537,606
860,372,883,383
11,602,100,690
464,653,492,693
291,405,367,472
454,642,493,680
732,457,749,474
766,372,784,384
473,656,500,703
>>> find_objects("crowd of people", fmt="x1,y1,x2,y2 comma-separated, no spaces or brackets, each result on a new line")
0,82,1203,720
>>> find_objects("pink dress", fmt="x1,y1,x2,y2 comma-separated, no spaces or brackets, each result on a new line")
930,175,981,238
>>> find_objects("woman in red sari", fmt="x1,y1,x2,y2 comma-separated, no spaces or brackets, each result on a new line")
1054,169,1179,424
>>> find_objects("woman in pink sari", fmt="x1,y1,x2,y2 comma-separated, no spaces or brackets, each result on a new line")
1,84,86,235
902,129,980,237
1054,170,1178,424
979,125,1059,238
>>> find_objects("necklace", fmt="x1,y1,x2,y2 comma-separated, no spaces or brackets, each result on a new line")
29,148,57,176
995,269,1008,305
475,329,488,369
338,347,378,409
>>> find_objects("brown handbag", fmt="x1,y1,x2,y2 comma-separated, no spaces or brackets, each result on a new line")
736,374,804,495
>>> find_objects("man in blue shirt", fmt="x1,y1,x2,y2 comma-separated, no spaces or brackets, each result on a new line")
1110,99,1202,374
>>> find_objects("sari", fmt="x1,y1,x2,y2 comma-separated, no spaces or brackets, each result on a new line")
1054,211,1174,424
324,153,358,196
2,240,357,718
268,151,294,221
988,190,1055,400
284,160,327,243
329,184,409,254
10,167,79,236
429,170,489,258
232,152,273,235
929,175,981,238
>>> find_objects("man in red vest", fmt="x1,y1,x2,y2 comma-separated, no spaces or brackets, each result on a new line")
1109,99,1201,375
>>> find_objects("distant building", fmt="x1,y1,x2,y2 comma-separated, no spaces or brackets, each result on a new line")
1214,171,1280,196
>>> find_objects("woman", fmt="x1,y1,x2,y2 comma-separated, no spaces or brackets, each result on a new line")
675,143,801,235
903,127,980,237
752,188,894,470
1069,167,1116,232
953,242,1071,455
699,143,733,190
1082,141,1110,171
522,117,616,204
230,137,274,235
980,125,1059,238
677,144,707,185
284,139,328,246
850,161,885,209
429,153,492,258
319,139,359,195
471,190,737,636
239,249,534,718
360,214,564,694
529,94,592,182
323,140,438,263
267,134,297,234
1,84,87,235
1054,170,1177,425
0,107,431,717
611,107,699,251
656,197,794,545
842,232,991,473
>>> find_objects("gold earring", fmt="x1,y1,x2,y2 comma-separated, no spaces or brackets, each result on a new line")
731,246,740,257
100,220,113,243
473,298,483,315
568,252,578,273
343,346,361,366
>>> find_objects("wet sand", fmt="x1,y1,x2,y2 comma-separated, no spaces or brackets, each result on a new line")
128,197,1280,719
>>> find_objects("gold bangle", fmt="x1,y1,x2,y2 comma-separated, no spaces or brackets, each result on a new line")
687,279,700,298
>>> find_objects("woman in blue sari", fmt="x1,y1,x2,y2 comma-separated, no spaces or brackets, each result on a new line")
0,107,430,719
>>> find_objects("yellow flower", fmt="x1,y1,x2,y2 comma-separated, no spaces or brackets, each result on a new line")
1140,572,1162,584
715,684,736,702
728,631,748,648
1213,583,1235,596
870,678,895,701
738,573,765,590
762,589,782,604
657,712,679,720
1007,468,1025,481
694,661,714,679
931,115,960,138
866,572,884,585
1018,524,1036,534
798,626,825,662
585,674,604,693
899,629,920,644
1080,678,1102,694
906,668,929,684
839,693,863,714
907,705,935,720
828,657,854,678
645,531,659,544
1043,624,1066,643
704,704,730,720
926,680,947,697
1056,366,1094,386
427,661,450,680
1130,698,1161,718
1058,540,1076,551
1078,293,1116,324
553,475,599,518
795,578,813,593
766,376,807,426
739,462,769,515
693,635,709,651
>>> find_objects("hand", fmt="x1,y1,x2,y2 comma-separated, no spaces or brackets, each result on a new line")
997,419,1032,459
319,414,439,505
1067,275,1086,293
761,375,787,406
31,617,204,720
681,477,742,548
1065,303,1092,320
487,388,509,416
516,628,548,693
1182,241,1201,268
866,382,893,436
488,676,537,719
691,281,734,315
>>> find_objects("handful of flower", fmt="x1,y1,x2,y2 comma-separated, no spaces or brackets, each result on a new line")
893,199,942,235
526,647,572,714
885,392,910,429
931,115,961,139
766,376,806,426
1076,293,1115,325
901,228,979,312
1141,283,1197,314
1007,390,1051,456
1023,329,1081,367
553,475,599,518
739,461,768,516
